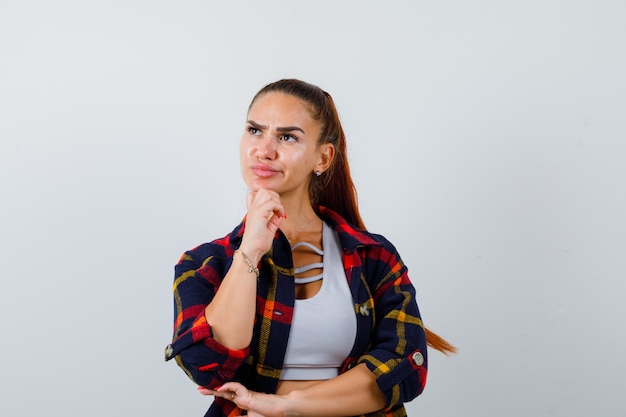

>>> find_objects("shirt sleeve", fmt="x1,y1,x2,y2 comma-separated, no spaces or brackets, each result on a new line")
164,247,249,388
356,241,428,409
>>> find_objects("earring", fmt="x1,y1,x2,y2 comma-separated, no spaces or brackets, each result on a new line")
315,171,321,177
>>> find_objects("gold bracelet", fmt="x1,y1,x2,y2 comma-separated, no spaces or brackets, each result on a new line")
235,249,260,278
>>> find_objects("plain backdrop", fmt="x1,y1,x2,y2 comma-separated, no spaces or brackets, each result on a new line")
1,1,625,416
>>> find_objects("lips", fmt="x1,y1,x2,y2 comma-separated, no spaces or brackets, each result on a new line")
251,164,280,178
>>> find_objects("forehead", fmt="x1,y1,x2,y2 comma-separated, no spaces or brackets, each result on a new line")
248,92,316,124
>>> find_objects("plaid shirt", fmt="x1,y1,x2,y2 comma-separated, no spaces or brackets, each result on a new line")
165,207,427,417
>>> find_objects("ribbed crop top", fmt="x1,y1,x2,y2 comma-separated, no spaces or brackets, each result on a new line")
280,222,357,380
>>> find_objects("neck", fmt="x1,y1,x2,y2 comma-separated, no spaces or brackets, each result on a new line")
278,193,321,239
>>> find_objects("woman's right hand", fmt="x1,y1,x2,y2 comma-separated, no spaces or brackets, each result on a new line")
239,188,285,264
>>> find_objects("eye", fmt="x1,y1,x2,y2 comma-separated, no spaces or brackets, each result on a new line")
247,126,261,135
279,133,298,143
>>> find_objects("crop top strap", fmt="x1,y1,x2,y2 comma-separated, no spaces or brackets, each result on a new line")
294,262,324,275
294,272,324,284
291,240,324,284
290,241,324,255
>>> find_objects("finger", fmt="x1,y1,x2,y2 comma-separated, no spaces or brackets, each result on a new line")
253,188,280,206
267,213,284,232
199,388,235,401
217,382,239,392
253,198,284,220
267,208,286,223
216,382,245,399
197,387,213,396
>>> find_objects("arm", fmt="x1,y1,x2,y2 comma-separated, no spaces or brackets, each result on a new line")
202,247,262,350
165,245,253,388
165,189,286,387
285,364,385,416
205,189,285,349
354,241,428,408
202,364,384,417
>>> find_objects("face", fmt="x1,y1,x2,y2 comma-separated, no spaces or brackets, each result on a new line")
240,92,333,199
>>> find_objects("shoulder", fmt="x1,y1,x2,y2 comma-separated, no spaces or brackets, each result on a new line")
317,206,398,253
176,222,244,270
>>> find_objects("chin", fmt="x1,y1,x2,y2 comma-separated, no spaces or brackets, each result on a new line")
247,179,279,193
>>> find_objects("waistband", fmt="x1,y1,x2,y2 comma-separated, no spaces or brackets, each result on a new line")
279,365,340,381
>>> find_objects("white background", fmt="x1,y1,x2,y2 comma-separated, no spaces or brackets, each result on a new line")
1,1,625,416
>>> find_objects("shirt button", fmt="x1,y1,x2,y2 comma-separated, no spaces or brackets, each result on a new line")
164,344,174,361
412,351,424,366
359,304,370,316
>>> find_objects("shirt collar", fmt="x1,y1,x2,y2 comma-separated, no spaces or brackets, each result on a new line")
228,206,381,252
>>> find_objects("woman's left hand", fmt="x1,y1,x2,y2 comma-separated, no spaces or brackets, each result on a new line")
198,382,289,417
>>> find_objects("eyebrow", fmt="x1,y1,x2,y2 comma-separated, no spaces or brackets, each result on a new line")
247,120,305,134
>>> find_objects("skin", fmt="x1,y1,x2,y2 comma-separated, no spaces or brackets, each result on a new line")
200,92,386,417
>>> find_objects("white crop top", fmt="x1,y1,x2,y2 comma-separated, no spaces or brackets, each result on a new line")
280,222,357,380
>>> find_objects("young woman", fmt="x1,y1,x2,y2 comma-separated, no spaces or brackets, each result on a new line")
165,79,455,417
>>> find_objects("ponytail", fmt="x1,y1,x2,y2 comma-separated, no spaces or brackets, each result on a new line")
309,92,365,229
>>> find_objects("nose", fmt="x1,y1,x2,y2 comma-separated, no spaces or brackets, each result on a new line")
256,135,276,160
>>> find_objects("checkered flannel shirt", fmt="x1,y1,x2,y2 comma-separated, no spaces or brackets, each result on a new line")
165,207,428,417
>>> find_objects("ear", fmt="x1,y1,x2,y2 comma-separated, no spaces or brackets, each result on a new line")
315,143,335,174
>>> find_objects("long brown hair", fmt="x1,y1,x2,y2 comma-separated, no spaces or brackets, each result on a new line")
250,79,456,355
